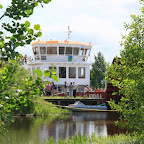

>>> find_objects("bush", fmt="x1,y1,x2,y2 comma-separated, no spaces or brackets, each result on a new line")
32,99,70,116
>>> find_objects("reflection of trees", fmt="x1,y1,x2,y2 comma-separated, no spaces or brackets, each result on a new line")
44,112,108,141
106,112,126,135
1,112,126,143
1,115,61,144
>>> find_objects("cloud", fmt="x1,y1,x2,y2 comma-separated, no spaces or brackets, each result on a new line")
0,0,10,6
1,0,141,63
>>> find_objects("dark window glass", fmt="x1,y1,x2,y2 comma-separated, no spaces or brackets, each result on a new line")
59,67,66,78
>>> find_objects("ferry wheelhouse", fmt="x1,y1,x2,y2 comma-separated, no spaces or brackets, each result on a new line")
24,40,92,92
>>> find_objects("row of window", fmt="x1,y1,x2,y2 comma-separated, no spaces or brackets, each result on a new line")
30,67,86,79
33,47,91,56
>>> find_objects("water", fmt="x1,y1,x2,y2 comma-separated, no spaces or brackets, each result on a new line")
1,112,126,144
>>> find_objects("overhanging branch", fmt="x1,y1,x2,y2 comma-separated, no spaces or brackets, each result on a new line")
0,13,5,20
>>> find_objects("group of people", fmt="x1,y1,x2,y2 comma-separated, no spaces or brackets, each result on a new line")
44,81,105,98
44,81,78,98
20,54,33,65
44,82,56,96
64,81,78,98
92,88,104,92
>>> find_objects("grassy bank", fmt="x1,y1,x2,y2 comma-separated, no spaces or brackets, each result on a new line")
41,133,144,144
32,98,70,116
42,96,87,99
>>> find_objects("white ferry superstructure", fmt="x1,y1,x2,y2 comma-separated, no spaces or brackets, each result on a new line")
24,40,93,91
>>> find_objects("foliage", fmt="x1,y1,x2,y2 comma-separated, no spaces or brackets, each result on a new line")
0,0,53,137
106,1,144,134
42,96,84,99
0,60,59,136
0,60,31,93
32,99,70,116
0,0,51,59
90,52,106,89
43,133,144,144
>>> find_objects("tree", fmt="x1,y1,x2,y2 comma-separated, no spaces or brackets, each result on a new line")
90,52,106,89
107,0,144,134
0,0,59,137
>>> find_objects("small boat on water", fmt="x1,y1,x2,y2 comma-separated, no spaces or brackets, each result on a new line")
65,101,107,112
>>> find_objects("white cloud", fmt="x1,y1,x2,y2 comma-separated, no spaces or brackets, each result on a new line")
0,0,141,63
0,0,10,6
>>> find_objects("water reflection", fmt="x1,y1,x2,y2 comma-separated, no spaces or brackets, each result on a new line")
1,112,125,144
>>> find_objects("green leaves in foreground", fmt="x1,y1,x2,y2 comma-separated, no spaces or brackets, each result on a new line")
25,21,30,27
52,70,56,74
35,69,59,82
0,0,52,138
43,0,51,4
34,69,42,77
44,70,50,77
51,75,59,82
106,1,144,134
34,24,40,30
0,4,3,9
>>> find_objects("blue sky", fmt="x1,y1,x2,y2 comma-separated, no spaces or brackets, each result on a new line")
0,0,142,63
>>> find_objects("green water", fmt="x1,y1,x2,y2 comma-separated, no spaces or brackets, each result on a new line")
1,112,126,144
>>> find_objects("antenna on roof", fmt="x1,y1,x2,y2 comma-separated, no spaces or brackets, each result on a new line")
67,26,72,40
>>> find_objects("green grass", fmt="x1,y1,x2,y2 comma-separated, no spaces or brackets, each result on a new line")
41,133,144,144
32,98,71,116
41,96,88,99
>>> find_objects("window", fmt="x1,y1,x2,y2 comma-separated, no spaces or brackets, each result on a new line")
41,56,46,60
33,48,35,55
69,67,76,78
47,47,57,54
33,47,39,55
36,55,40,60
78,67,85,78
79,48,84,56
85,49,90,56
73,47,79,55
49,66,56,70
59,67,66,78
66,47,72,55
37,67,40,69
40,47,46,54
59,47,65,55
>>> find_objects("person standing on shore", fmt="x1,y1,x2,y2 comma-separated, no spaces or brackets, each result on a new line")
46,83,52,96
68,82,73,99
100,88,104,92
84,85,87,98
64,81,68,98
73,82,78,98
51,82,55,96
96,88,101,92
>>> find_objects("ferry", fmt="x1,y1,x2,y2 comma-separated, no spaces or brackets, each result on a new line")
23,40,93,92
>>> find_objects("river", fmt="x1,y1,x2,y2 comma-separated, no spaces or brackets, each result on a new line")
1,112,126,144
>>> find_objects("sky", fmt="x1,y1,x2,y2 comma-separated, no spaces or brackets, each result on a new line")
0,0,142,63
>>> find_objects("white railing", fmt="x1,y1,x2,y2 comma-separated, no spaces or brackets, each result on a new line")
32,54,90,63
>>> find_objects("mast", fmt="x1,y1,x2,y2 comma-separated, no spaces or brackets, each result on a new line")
67,26,72,40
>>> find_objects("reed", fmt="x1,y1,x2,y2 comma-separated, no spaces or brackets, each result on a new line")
32,98,70,116
42,96,84,99
42,133,144,144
